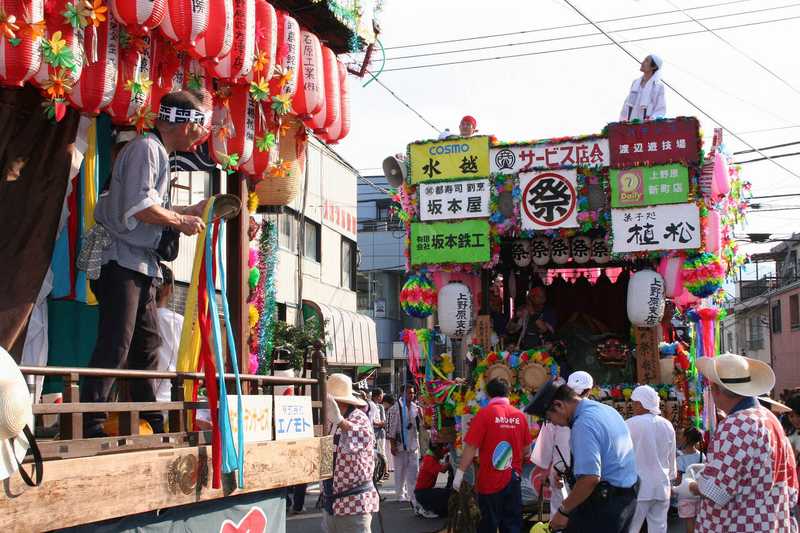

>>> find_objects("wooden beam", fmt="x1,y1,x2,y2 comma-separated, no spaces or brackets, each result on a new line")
226,172,250,392
0,436,333,532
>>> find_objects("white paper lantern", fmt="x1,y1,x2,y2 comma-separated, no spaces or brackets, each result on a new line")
531,237,551,267
591,238,610,264
627,270,666,327
571,236,591,265
438,283,473,339
551,237,570,265
511,240,531,268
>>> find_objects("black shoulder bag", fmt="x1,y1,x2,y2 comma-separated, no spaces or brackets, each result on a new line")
156,175,180,261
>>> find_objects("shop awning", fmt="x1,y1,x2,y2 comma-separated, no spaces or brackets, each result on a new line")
302,301,378,367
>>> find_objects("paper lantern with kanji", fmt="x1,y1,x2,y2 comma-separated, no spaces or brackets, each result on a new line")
531,237,550,266
0,0,44,87
32,0,84,91
438,283,473,339
550,237,570,265
69,17,120,115
511,239,531,268
658,254,685,298
211,85,254,169
191,0,232,61
571,236,591,265
271,10,298,96
110,0,166,34
306,45,338,134
627,269,665,327
245,0,276,84
322,60,350,144
291,30,323,119
591,238,610,264
160,0,208,49
107,34,154,125
209,0,255,81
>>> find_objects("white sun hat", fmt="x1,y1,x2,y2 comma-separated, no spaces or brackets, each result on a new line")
0,347,40,485
696,352,775,398
567,371,594,395
327,373,366,407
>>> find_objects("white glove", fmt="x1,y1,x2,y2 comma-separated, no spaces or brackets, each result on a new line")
453,469,464,490
325,394,343,427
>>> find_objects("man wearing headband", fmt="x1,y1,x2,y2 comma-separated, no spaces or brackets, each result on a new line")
619,54,666,122
81,90,211,438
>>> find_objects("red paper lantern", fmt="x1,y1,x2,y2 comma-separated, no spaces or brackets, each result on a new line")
149,34,185,114
69,18,120,115
211,84,255,168
110,0,166,34
160,0,208,49
291,30,323,119
318,46,340,131
191,0,232,61
32,0,83,91
303,84,326,133
107,34,155,125
241,113,277,177
209,0,255,81
245,0,276,84
271,10,298,96
0,0,44,87
323,61,350,144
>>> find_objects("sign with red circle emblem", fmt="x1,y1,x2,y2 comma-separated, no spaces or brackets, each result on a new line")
520,170,579,230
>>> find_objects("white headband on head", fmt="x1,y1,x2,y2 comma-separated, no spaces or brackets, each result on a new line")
158,104,211,126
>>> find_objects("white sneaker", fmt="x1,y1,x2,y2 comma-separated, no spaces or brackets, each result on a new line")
415,506,439,519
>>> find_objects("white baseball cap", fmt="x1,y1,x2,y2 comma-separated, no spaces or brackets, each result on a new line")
567,371,594,394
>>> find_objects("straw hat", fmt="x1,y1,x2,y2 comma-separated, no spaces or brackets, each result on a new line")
327,374,366,407
0,347,33,482
696,352,775,398
519,363,548,392
485,364,515,388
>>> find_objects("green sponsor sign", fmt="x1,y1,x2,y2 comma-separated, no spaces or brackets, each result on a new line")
410,220,491,265
610,163,689,207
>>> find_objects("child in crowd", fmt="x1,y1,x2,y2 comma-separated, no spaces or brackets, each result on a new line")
674,426,704,533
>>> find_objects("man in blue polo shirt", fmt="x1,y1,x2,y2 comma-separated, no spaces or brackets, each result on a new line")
527,380,638,533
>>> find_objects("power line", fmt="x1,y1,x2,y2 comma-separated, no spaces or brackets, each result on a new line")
358,175,393,196
380,14,800,72
380,0,757,50
736,151,800,164
733,140,800,155
739,125,800,134
382,2,800,62
751,192,800,199
560,0,800,181
365,73,441,134
664,0,800,97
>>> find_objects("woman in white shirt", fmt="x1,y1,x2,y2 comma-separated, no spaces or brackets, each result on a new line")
619,54,667,122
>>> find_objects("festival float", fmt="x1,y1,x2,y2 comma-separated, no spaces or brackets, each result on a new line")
392,120,749,484
0,0,383,530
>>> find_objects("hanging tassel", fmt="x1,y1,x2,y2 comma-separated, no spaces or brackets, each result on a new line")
90,25,98,64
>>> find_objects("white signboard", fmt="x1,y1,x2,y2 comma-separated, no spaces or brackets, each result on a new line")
611,203,701,253
520,170,579,230
418,178,490,221
274,395,315,441
227,395,273,444
491,138,610,174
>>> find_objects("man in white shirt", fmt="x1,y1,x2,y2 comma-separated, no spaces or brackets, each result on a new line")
154,264,183,404
530,371,594,513
619,54,667,122
626,385,676,533
387,384,421,510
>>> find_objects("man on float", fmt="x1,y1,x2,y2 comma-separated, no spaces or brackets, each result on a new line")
530,371,594,515
79,90,210,438
459,115,478,137
619,54,666,122
454,378,532,533
507,287,556,352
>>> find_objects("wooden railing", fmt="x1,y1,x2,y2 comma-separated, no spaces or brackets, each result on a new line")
19,348,328,461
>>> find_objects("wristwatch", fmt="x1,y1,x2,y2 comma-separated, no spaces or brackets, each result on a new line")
557,506,570,518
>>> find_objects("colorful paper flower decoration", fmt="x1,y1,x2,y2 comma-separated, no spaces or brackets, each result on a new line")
682,252,724,298
0,10,20,40
400,273,437,318
255,132,276,152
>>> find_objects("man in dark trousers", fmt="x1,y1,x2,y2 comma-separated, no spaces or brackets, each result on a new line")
79,90,210,437
526,380,638,533
454,378,532,533
414,443,453,518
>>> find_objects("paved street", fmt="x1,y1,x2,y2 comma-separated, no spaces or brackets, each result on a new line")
285,473,687,533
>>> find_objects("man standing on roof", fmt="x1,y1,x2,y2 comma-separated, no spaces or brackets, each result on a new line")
454,378,532,533
79,90,210,438
530,371,594,514
678,353,798,532
626,385,676,533
459,115,478,137
527,380,638,532
619,54,667,122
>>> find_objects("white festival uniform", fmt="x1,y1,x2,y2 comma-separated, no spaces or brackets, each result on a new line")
619,71,667,122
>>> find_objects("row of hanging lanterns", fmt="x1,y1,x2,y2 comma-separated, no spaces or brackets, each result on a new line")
0,0,351,171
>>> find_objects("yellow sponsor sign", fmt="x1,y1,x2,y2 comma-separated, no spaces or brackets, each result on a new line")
409,136,490,184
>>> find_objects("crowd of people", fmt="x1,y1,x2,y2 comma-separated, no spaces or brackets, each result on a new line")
321,350,799,533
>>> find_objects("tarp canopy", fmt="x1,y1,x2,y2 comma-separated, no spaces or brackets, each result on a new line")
302,300,378,367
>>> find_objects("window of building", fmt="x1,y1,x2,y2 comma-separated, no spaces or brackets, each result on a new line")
304,220,321,262
772,301,782,333
341,237,357,290
276,302,287,322
791,294,800,329
726,332,734,352
279,211,296,251
376,200,393,221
